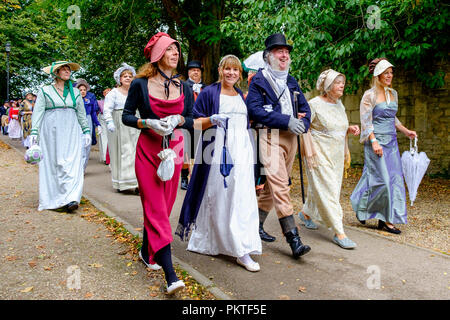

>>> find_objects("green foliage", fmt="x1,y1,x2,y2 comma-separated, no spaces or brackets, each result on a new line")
50,0,163,96
221,0,449,93
0,0,73,99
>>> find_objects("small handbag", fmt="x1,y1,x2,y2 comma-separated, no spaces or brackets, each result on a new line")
157,135,176,181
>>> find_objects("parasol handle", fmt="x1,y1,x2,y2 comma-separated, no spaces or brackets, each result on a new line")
409,137,418,155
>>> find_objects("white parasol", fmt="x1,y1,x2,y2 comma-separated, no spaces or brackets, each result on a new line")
401,137,430,206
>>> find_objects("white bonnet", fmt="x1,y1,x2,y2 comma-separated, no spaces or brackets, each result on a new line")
316,69,345,93
113,63,136,85
373,59,394,77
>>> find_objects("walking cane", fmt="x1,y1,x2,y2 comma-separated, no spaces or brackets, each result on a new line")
293,91,305,204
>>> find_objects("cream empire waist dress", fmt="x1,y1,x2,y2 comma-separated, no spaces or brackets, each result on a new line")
103,88,139,191
187,94,262,258
31,84,90,211
302,96,349,235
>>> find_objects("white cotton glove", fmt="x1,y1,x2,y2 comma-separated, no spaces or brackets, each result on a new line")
143,119,173,136
83,133,92,147
106,121,115,132
97,126,102,135
160,115,181,131
210,114,229,128
287,116,305,135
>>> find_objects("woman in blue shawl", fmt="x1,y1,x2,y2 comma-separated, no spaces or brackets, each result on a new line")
177,55,262,272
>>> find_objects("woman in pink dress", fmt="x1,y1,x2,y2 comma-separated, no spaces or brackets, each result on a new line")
122,32,194,295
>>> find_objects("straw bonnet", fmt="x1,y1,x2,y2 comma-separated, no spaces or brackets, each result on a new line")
42,61,80,75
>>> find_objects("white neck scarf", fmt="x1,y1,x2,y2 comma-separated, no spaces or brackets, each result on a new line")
383,86,395,105
189,78,202,94
262,64,293,117
264,63,289,92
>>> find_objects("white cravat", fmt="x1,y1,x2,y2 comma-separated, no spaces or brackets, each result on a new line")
384,86,395,104
189,78,202,94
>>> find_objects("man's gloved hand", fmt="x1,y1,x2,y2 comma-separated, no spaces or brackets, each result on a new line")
287,116,306,135
83,133,92,147
160,115,181,131
210,114,229,128
143,119,172,136
106,121,115,132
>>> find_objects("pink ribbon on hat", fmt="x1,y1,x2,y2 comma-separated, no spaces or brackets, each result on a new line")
144,32,179,63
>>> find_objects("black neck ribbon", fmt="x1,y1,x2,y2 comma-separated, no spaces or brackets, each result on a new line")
157,67,181,99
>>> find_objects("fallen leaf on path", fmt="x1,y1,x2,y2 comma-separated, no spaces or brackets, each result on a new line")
89,263,103,268
6,256,18,261
279,295,290,300
21,287,33,293
44,266,52,271
28,261,37,268
298,286,307,293
85,292,93,298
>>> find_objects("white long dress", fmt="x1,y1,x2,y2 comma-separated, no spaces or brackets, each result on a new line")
31,84,90,211
187,94,262,258
103,88,139,191
97,101,108,162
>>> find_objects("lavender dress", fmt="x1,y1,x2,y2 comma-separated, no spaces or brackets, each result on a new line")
350,101,407,224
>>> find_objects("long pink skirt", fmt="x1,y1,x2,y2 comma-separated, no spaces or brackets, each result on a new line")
135,129,184,264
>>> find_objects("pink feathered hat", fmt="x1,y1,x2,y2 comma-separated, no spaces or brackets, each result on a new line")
144,32,180,63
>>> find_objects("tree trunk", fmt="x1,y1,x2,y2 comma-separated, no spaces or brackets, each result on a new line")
161,0,225,84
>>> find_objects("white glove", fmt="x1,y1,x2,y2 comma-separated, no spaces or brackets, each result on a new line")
97,126,102,135
160,115,181,131
210,114,229,128
83,133,92,147
106,121,115,132
30,134,38,146
143,119,172,136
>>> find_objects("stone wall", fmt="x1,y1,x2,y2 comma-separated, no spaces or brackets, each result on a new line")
304,64,449,176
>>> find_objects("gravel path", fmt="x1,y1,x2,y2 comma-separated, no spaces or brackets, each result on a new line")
291,162,449,255
0,140,193,300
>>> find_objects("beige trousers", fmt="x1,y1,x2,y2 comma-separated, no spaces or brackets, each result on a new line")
257,129,298,218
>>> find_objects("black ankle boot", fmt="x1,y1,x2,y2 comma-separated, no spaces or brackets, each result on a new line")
279,215,311,259
284,228,311,258
259,222,276,242
258,208,276,242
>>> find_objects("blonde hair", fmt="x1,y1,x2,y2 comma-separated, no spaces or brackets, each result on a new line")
218,54,243,87
370,74,392,89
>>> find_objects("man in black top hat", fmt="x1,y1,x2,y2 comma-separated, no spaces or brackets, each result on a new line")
181,60,207,190
246,33,312,259
185,60,206,100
